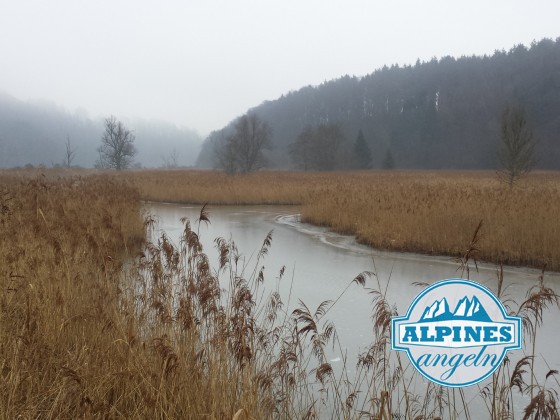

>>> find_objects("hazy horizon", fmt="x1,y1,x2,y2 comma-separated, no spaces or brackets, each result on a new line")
1,0,559,136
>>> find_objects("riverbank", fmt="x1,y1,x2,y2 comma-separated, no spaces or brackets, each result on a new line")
126,169,560,271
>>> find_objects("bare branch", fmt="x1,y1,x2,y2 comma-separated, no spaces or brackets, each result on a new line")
96,116,137,170
63,135,76,168
214,113,272,174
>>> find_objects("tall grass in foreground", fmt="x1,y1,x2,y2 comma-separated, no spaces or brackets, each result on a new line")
0,174,144,418
126,170,560,271
1,171,558,418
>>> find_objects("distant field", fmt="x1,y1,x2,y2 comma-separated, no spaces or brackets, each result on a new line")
126,169,560,271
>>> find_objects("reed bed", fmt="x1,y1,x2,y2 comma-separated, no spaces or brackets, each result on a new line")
127,169,560,271
127,169,316,205
1,169,558,418
0,172,144,418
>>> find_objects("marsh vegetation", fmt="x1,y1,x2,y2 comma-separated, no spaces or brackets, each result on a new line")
1,169,558,418
130,170,560,271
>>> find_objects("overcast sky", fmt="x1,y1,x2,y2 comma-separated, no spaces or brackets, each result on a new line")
1,1,559,136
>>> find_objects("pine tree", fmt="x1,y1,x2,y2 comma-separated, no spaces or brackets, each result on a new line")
382,149,395,170
353,130,372,169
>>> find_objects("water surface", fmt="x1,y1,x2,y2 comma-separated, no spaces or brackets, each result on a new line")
144,202,560,416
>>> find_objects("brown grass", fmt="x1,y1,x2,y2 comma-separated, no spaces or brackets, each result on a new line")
0,169,335,418
0,172,144,418
1,168,558,418
126,169,560,271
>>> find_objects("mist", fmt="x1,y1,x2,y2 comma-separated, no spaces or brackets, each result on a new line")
0,92,201,168
1,0,560,137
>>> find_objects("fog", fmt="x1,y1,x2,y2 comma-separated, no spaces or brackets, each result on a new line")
1,0,559,136
0,92,201,168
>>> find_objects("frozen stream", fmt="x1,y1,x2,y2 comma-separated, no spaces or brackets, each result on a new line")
144,202,560,417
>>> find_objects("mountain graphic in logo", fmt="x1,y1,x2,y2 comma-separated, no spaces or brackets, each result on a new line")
419,296,491,322
392,279,522,387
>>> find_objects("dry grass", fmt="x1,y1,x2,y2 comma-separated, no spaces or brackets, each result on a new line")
1,168,558,418
0,171,270,418
0,172,144,418
127,169,314,205
0,169,341,418
126,169,560,271
0,170,300,419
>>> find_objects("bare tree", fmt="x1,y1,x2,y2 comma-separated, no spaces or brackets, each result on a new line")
214,113,272,174
497,105,536,187
214,132,237,175
162,148,179,168
232,114,272,172
96,116,137,170
63,135,76,168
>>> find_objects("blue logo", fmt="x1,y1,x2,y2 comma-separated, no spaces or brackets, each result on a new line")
391,279,522,387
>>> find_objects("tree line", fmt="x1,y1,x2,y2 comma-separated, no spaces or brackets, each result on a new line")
199,37,560,171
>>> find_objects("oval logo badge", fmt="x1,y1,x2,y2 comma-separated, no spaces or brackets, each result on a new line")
391,279,522,387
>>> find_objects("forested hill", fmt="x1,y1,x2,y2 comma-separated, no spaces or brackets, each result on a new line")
0,93,202,168
197,38,560,170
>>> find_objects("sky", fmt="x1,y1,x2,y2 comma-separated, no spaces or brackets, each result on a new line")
1,1,559,137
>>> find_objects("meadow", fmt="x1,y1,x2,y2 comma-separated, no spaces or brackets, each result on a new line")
1,169,558,419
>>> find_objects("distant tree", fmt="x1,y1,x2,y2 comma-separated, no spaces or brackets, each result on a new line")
232,114,272,172
382,149,395,169
289,126,315,170
63,135,76,168
214,132,237,175
96,116,137,170
353,129,372,169
162,148,179,168
315,123,346,170
214,113,272,174
289,123,346,171
497,105,535,187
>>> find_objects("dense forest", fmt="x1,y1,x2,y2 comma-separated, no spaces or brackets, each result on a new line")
0,93,201,168
197,38,560,170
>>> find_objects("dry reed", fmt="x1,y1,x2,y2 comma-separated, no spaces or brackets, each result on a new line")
126,169,560,271
1,168,558,419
